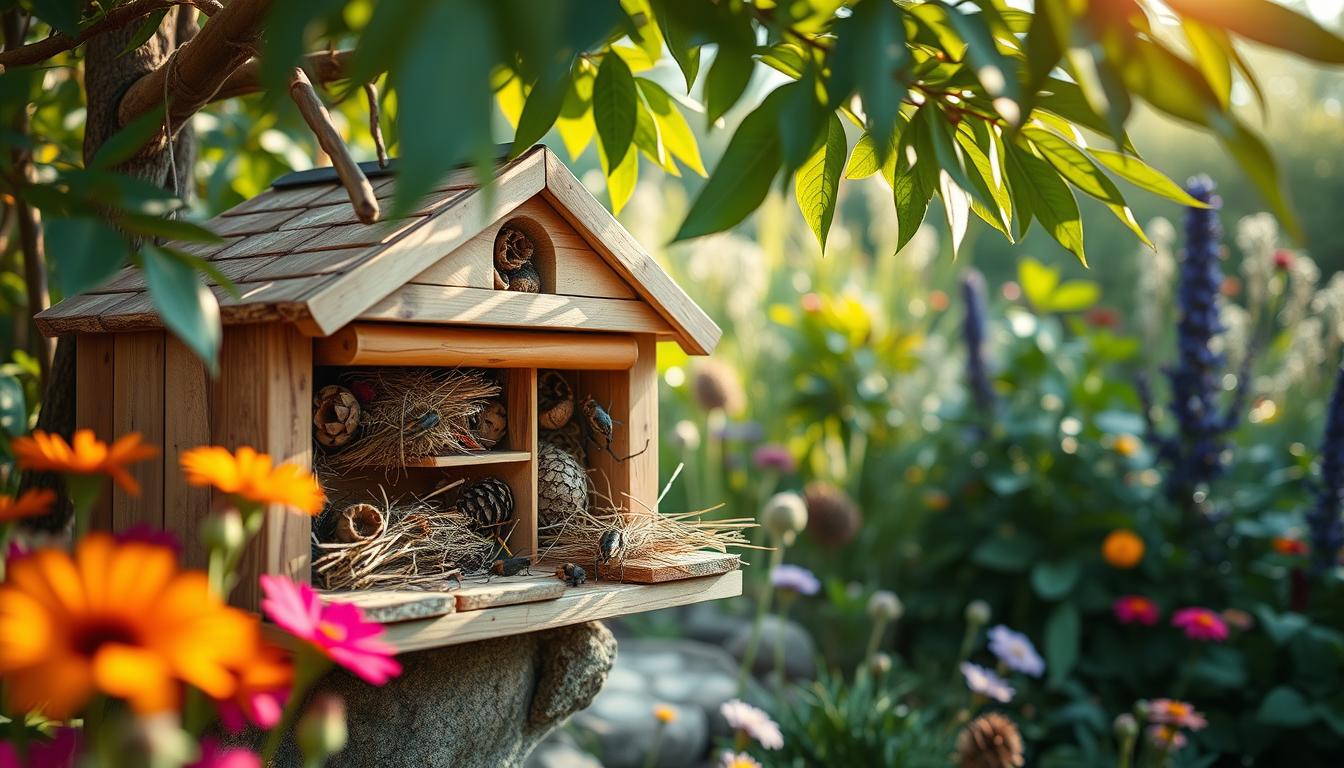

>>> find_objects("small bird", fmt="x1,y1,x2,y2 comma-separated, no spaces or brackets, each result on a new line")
595,528,624,583
581,398,649,462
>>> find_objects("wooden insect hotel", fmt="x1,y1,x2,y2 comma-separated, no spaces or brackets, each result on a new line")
36,146,745,650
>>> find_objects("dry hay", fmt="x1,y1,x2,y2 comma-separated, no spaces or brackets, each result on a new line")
313,492,497,590
324,368,500,474
537,482,760,567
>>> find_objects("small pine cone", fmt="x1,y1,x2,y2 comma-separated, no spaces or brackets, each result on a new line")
541,420,586,464
804,481,861,549
457,477,514,529
471,400,508,448
494,225,535,272
691,360,745,414
314,385,361,448
538,370,575,430
955,713,1025,768
507,261,542,293
538,443,588,528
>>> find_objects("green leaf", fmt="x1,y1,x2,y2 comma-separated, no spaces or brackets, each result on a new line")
120,8,170,56
1087,149,1208,207
1165,0,1344,64
117,215,221,243
779,69,828,176
1020,0,1063,119
142,246,221,374
600,136,639,214
944,7,1019,122
1043,281,1101,313
1018,257,1059,309
632,91,673,173
1030,560,1080,601
1005,143,1086,265
556,61,597,161
971,534,1039,572
656,4,702,92
1045,601,1081,685
919,107,997,217
593,52,638,169
829,0,908,160
621,0,664,62
90,105,167,171
938,170,971,257
1023,128,1149,246
845,133,881,180
1212,114,1301,240
956,124,1012,237
1255,605,1310,645
1257,686,1316,728
794,114,846,253
704,47,754,126
0,373,25,437
674,90,785,241
513,61,576,156
893,117,937,252
1182,19,1233,109
46,216,130,297
32,0,80,36
638,78,706,176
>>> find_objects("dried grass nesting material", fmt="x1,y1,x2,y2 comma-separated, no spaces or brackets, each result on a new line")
326,368,501,473
313,496,496,590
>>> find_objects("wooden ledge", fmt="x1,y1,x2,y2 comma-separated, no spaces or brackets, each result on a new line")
314,323,641,369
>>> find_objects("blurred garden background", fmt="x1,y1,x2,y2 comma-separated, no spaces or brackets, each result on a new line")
1,0,1344,766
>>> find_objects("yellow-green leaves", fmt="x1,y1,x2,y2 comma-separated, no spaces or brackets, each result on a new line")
1164,0,1344,64
795,115,847,253
1006,143,1086,266
1018,257,1100,314
637,79,706,176
675,91,785,242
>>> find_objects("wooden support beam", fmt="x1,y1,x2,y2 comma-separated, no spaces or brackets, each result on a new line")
314,324,640,369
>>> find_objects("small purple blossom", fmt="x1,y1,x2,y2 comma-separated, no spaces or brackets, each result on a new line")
960,662,1014,702
987,625,1045,677
752,443,797,473
770,564,820,596
720,699,783,750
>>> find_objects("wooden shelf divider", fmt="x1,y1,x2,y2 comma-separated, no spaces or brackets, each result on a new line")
404,450,531,468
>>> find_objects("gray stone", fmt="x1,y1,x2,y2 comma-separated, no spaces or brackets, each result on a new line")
272,621,616,768
682,602,749,646
574,695,706,768
725,615,816,681
524,732,602,768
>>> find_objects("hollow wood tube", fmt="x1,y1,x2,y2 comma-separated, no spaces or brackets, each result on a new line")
288,67,380,224
314,324,640,370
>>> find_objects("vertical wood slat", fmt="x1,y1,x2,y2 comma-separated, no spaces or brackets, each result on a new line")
112,331,165,532
163,336,213,571
504,368,538,560
210,324,312,610
75,334,117,531
627,336,659,513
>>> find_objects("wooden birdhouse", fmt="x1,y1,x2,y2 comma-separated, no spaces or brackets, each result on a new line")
36,146,741,650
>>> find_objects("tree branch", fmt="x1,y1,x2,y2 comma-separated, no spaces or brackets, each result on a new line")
0,0,219,69
288,67,379,224
210,49,358,103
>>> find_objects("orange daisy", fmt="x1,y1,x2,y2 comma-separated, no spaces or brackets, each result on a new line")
0,489,56,522
0,533,262,719
181,446,324,515
11,430,158,496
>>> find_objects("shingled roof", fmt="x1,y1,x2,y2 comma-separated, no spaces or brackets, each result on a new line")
37,145,720,355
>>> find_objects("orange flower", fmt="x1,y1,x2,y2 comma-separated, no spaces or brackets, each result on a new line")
1112,434,1141,458
0,534,261,718
0,489,55,522
653,703,678,724
1272,537,1308,556
1102,529,1145,569
181,446,324,515
11,430,158,495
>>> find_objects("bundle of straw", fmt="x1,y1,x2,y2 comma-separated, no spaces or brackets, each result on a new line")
326,368,500,473
313,496,496,590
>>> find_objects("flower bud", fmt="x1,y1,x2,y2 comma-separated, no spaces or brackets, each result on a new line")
965,600,991,626
869,652,893,677
867,590,903,622
761,492,807,545
202,509,246,553
672,420,701,452
297,693,348,763
1113,713,1139,739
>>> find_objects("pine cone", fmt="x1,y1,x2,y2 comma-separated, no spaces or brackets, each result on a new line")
538,442,588,528
457,476,514,529
691,360,745,414
507,260,542,293
538,370,575,430
314,385,361,448
955,713,1025,768
471,400,508,448
494,225,535,272
804,481,862,548
541,420,586,464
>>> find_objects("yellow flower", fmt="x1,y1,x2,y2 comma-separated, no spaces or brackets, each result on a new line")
653,703,678,724
1102,529,1145,569
11,430,158,495
0,534,262,719
181,446,324,515
0,489,56,522
1113,434,1141,458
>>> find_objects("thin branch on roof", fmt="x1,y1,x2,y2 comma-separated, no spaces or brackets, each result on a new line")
0,0,221,69
288,67,379,225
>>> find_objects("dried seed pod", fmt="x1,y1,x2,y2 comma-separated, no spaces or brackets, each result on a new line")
804,481,862,549
471,400,508,448
955,713,1025,768
494,225,535,272
335,503,386,543
507,260,542,293
538,442,587,528
314,385,361,448
456,476,514,529
538,370,574,430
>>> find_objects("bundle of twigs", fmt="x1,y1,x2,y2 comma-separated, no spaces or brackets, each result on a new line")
538,484,760,566
326,367,500,473
313,494,496,590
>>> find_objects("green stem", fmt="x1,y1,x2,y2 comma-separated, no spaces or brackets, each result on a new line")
66,474,101,541
737,539,784,696
641,726,666,768
262,649,332,763
1117,733,1136,768
774,599,792,688
865,617,889,664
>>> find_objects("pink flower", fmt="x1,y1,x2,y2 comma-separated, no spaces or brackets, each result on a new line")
1113,595,1160,625
189,740,260,768
719,699,783,750
1172,607,1228,642
0,727,78,768
1146,724,1187,752
1145,698,1208,731
260,575,401,685
752,444,796,473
